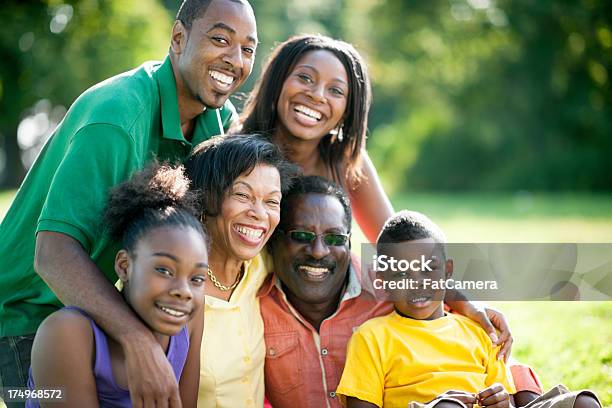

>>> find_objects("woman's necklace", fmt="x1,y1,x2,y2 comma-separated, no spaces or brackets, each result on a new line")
207,266,244,292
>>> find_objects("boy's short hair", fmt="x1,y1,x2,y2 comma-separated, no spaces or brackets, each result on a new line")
377,210,447,254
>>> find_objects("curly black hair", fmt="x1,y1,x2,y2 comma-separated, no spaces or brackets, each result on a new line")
104,162,206,253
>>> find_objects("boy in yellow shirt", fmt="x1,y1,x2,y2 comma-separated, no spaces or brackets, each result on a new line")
336,211,600,408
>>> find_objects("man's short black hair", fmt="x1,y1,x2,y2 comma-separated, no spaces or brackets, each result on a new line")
277,176,352,233
176,0,248,29
377,210,446,249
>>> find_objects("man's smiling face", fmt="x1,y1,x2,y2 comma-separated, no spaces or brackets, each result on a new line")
173,0,257,109
272,193,351,305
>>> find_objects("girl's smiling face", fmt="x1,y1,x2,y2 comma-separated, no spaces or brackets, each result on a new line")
275,49,349,143
117,225,208,336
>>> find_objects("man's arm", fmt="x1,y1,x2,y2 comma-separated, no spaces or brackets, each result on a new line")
349,150,394,243
512,391,539,407
346,397,379,408
35,232,182,408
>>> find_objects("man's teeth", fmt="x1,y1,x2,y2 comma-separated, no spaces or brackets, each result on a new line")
235,225,263,240
300,265,329,276
159,306,187,317
209,70,234,86
294,105,322,120
411,297,429,304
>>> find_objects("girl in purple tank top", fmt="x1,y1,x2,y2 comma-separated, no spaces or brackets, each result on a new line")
27,163,208,407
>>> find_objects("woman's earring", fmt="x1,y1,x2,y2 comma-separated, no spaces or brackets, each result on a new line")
330,125,344,142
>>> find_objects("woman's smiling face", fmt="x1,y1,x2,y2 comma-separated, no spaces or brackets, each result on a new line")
206,163,282,261
276,49,349,143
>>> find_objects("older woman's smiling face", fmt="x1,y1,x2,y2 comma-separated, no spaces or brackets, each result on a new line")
207,164,282,261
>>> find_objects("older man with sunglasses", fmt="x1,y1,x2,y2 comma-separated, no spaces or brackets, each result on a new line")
258,175,543,408
258,175,392,408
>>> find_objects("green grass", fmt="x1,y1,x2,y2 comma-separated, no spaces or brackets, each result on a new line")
490,301,612,405
2,190,611,405
392,192,612,242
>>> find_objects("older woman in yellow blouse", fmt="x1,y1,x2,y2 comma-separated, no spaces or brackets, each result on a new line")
185,134,297,408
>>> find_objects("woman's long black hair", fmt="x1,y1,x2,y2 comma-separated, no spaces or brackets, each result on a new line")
236,34,372,187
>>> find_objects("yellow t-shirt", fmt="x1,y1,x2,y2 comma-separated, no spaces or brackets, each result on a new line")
197,253,269,408
336,311,516,408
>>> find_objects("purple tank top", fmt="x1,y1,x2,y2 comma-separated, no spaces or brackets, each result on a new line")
26,306,189,408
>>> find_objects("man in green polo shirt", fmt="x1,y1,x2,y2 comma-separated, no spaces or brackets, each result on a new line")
0,0,257,405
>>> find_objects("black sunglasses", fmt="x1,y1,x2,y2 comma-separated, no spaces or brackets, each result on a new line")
283,230,351,246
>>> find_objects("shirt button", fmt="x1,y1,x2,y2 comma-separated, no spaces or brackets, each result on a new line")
243,356,251,363
268,347,277,356
329,391,336,398
246,398,254,405
321,348,328,356
241,376,249,383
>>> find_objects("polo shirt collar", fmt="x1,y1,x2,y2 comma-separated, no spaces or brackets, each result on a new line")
155,55,209,143
341,262,363,301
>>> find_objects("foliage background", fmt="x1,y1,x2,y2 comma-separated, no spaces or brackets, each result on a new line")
1,0,611,192
0,0,610,405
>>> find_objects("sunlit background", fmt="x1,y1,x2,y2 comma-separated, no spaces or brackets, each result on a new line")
0,0,610,405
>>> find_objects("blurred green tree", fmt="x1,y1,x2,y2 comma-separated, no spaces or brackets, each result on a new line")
363,0,611,191
0,0,171,188
3,0,610,192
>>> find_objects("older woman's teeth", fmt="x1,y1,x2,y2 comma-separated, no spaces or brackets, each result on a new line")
294,105,322,121
159,306,187,317
235,225,263,239
209,70,234,88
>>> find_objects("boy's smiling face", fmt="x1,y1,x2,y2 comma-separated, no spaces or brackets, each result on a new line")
380,238,452,320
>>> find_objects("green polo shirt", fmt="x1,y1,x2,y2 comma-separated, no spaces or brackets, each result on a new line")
0,56,236,337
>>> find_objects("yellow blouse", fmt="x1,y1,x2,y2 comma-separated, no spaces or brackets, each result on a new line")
197,253,269,408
